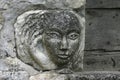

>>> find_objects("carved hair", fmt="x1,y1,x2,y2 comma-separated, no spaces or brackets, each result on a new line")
14,10,85,71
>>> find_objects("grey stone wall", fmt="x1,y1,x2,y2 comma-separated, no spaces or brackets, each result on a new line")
0,0,120,80
84,0,120,71
0,0,85,79
86,0,120,8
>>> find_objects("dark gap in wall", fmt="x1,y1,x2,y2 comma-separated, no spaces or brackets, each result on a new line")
85,49,120,52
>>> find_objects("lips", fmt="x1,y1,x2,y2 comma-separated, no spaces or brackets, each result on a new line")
57,53,69,59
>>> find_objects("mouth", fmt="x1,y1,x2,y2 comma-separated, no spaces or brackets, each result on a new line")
58,55,69,59
57,52,69,59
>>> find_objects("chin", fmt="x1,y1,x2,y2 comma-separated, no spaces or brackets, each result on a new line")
55,57,70,65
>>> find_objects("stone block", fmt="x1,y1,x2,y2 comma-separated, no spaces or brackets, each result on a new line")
86,0,120,8
84,51,120,71
86,9,120,51
29,71,120,80
14,10,85,72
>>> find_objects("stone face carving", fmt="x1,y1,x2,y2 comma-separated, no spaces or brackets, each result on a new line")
14,10,85,72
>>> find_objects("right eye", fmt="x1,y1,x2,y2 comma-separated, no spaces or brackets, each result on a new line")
46,32,60,38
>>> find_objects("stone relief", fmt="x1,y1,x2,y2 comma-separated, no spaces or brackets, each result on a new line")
14,10,85,73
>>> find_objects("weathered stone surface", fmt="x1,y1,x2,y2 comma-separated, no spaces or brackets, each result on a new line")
29,71,68,80
2,0,120,80
1,71,120,80
0,12,4,30
84,51,120,71
86,0,120,8
0,0,85,58
0,0,85,79
14,10,85,72
44,0,85,9
86,9,120,51
84,9,120,70
0,58,30,80
3,0,120,9
0,70,29,80
1,3,120,73
0,57,39,75
29,71,120,80
0,0,85,9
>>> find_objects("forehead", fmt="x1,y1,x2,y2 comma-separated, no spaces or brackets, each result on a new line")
43,11,81,31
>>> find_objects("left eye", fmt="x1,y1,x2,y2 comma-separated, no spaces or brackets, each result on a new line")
68,33,79,40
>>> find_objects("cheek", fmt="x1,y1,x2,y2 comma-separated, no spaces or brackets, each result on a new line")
44,37,61,50
68,39,80,51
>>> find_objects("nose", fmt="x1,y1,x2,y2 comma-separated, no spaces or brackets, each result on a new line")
60,37,68,51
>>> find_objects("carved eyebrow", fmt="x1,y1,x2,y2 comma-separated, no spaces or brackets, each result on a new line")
45,28,62,34
67,29,81,34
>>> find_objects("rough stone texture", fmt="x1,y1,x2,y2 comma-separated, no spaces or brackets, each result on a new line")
0,0,85,59
0,71,29,80
0,59,30,80
29,71,68,80
0,57,38,80
2,0,120,9
1,0,120,79
0,0,120,71
29,71,120,80
14,10,85,72
0,0,85,9
0,0,85,79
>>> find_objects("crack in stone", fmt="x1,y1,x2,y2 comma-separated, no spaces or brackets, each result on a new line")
85,49,120,52
111,57,116,67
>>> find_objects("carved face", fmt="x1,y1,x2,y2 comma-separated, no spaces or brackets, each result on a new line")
42,13,81,66
15,10,84,70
